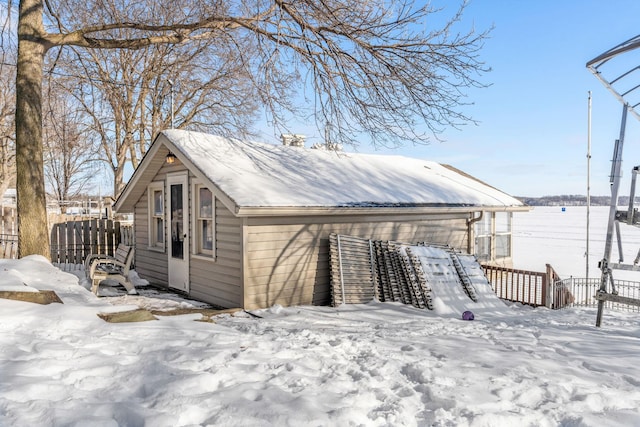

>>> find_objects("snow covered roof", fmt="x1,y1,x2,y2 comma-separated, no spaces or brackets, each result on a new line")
116,129,525,213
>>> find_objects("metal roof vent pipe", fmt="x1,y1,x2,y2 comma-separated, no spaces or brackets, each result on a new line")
281,134,305,148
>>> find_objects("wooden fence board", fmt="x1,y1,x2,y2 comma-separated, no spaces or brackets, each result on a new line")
83,221,91,260
90,219,98,257
0,234,17,259
97,219,105,255
115,221,122,247
107,220,114,256
0,220,132,262
66,221,74,264
73,221,83,264
49,219,133,264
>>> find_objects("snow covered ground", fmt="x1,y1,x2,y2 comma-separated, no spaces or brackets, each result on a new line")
1,207,640,426
513,205,640,279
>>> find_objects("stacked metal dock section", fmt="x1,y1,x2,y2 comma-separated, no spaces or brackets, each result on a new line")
328,234,379,305
328,233,481,308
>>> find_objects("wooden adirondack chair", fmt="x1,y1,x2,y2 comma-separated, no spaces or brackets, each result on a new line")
86,244,138,295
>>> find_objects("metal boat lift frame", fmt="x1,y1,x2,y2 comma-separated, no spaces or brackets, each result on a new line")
587,34,640,326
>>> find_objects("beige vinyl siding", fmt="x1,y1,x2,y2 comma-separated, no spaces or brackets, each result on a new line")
129,157,243,308
127,152,473,310
133,184,168,287
188,199,243,308
243,213,469,310
131,160,191,287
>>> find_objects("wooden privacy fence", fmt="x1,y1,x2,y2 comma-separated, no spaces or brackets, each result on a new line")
50,219,133,264
482,264,561,308
1,205,17,235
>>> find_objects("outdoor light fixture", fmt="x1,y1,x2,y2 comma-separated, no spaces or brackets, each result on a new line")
166,153,177,164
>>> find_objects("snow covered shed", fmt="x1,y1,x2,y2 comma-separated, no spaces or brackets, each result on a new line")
114,129,527,310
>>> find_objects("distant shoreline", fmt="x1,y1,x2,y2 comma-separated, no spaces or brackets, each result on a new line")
517,195,637,206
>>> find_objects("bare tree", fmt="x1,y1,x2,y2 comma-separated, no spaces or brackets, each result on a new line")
54,18,259,196
16,0,489,257
42,83,98,211
0,64,15,200
0,17,16,202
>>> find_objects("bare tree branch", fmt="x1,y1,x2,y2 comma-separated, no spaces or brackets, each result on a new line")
41,0,489,147
51,2,261,195
16,0,490,257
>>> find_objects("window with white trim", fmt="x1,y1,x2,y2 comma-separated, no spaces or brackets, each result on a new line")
474,214,492,262
148,182,165,249
494,212,512,258
195,184,215,257
474,211,512,262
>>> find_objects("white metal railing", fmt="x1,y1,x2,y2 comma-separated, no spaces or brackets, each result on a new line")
553,277,640,312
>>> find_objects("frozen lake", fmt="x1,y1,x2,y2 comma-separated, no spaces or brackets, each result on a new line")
512,205,640,280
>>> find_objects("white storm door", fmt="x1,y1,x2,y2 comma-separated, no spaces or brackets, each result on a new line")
167,173,189,292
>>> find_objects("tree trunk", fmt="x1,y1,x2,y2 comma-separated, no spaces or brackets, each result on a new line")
113,163,125,199
16,0,50,258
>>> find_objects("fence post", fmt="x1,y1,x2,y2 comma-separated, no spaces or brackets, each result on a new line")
544,264,552,308
90,218,98,255
82,220,90,261
115,221,121,247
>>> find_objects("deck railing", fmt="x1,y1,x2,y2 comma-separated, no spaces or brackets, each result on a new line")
483,263,640,312
482,264,562,308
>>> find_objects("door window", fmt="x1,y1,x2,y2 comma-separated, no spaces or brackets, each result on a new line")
170,183,184,259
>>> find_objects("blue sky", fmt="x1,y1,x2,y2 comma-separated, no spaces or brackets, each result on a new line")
258,1,640,197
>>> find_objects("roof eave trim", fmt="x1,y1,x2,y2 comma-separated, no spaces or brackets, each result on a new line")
234,205,530,217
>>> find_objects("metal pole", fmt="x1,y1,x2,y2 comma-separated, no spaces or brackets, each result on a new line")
168,79,175,128
586,91,592,281
596,103,628,327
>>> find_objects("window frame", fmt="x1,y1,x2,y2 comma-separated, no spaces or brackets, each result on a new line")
494,212,512,258
474,211,513,262
192,181,216,260
148,181,166,252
